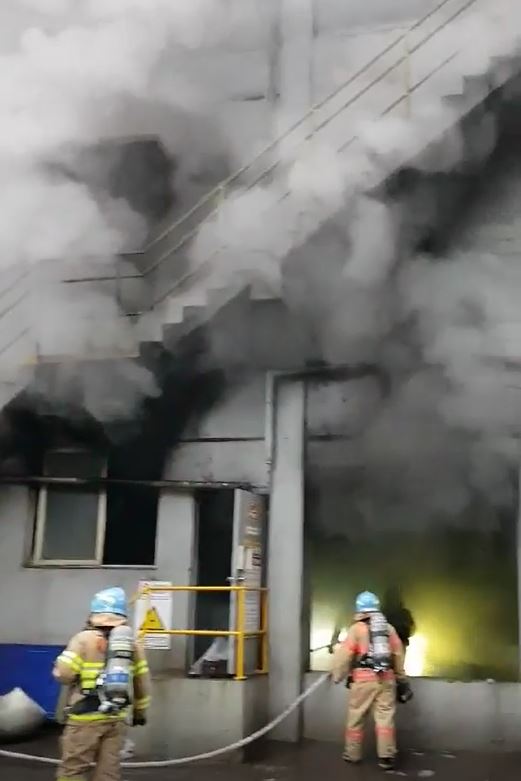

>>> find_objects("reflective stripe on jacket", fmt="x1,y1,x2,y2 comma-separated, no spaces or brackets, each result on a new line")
53,619,151,722
332,617,406,684
351,668,395,683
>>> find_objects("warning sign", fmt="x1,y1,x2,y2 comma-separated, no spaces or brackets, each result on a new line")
139,607,164,632
134,581,173,650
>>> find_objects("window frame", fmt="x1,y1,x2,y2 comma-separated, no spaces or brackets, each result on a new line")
32,449,107,566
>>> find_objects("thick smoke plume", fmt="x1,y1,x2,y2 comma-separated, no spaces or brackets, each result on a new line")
2,0,521,521
0,0,260,419
189,0,521,523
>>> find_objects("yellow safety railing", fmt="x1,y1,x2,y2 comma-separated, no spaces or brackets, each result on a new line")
136,585,268,682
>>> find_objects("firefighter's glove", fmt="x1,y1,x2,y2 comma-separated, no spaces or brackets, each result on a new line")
133,712,147,727
397,680,413,704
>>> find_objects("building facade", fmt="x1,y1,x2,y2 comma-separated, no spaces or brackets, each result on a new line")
0,0,521,756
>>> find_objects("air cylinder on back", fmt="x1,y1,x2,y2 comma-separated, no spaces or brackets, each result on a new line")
98,624,134,714
368,612,392,673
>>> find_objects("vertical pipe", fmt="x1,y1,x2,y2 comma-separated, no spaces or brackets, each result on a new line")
265,372,275,472
309,0,317,140
516,453,521,680
116,256,122,311
261,591,269,673
235,587,247,681
266,0,282,140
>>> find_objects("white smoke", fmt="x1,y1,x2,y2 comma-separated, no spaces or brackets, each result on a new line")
186,0,521,520
2,0,521,519
0,0,253,420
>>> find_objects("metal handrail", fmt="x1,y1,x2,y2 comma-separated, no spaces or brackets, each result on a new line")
138,0,478,311
0,269,30,307
137,584,268,681
141,0,466,257
58,0,480,303
0,327,30,362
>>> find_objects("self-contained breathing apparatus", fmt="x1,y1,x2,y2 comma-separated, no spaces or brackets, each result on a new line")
345,611,393,688
352,611,393,675
68,624,134,718
367,611,393,673
97,625,134,715
353,612,413,702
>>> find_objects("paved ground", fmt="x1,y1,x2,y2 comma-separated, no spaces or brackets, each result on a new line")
1,735,520,781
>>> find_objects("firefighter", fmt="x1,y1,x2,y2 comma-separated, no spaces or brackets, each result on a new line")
332,590,410,770
53,587,151,781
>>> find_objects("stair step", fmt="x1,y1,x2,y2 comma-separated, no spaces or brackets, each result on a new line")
163,287,209,325
442,92,467,113
161,310,207,352
490,53,521,88
138,341,164,365
161,322,184,352
462,74,490,105
135,310,163,343
182,305,207,326
205,284,246,314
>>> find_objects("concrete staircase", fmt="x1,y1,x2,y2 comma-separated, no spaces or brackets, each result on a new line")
128,0,521,345
0,0,520,410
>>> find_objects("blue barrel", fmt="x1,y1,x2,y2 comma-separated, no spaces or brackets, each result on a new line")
0,644,63,718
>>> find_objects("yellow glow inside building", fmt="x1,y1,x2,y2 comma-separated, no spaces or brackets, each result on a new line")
404,633,427,677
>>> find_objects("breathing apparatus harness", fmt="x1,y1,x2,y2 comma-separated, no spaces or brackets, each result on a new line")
69,622,134,717
361,611,393,673
344,611,393,689
348,612,413,702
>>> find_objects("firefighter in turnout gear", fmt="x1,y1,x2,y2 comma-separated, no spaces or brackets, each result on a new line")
53,587,151,781
332,590,410,770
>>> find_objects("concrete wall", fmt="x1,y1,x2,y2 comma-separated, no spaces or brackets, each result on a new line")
303,672,521,751
1,366,520,749
133,676,268,759
0,371,366,643
152,1,430,168
164,374,269,486
163,372,384,484
0,486,195,650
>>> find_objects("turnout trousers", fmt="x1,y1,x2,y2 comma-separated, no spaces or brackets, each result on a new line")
344,671,397,761
57,720,125,781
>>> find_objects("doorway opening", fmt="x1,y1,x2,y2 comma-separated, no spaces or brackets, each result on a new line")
193,489,234,664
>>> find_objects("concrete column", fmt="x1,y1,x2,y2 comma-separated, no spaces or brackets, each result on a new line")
156,489,197,670
268,379,305,741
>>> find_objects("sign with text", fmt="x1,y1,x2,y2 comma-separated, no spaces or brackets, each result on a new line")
134,580,173,650
228,491,266,675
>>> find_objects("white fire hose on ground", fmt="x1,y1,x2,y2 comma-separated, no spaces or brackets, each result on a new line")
0,673,330,769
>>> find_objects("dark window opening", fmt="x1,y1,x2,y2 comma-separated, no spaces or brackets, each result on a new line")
104,484,158,566
193,489,234,661
34,450,158,567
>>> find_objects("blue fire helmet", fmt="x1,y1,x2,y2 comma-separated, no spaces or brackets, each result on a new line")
355,591,380,614
90,587,128,617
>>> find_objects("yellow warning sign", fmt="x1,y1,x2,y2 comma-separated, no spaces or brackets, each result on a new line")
139,606,165,632
135,580,172,649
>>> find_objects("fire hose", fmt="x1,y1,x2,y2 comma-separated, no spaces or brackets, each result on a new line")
0,673,330,769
